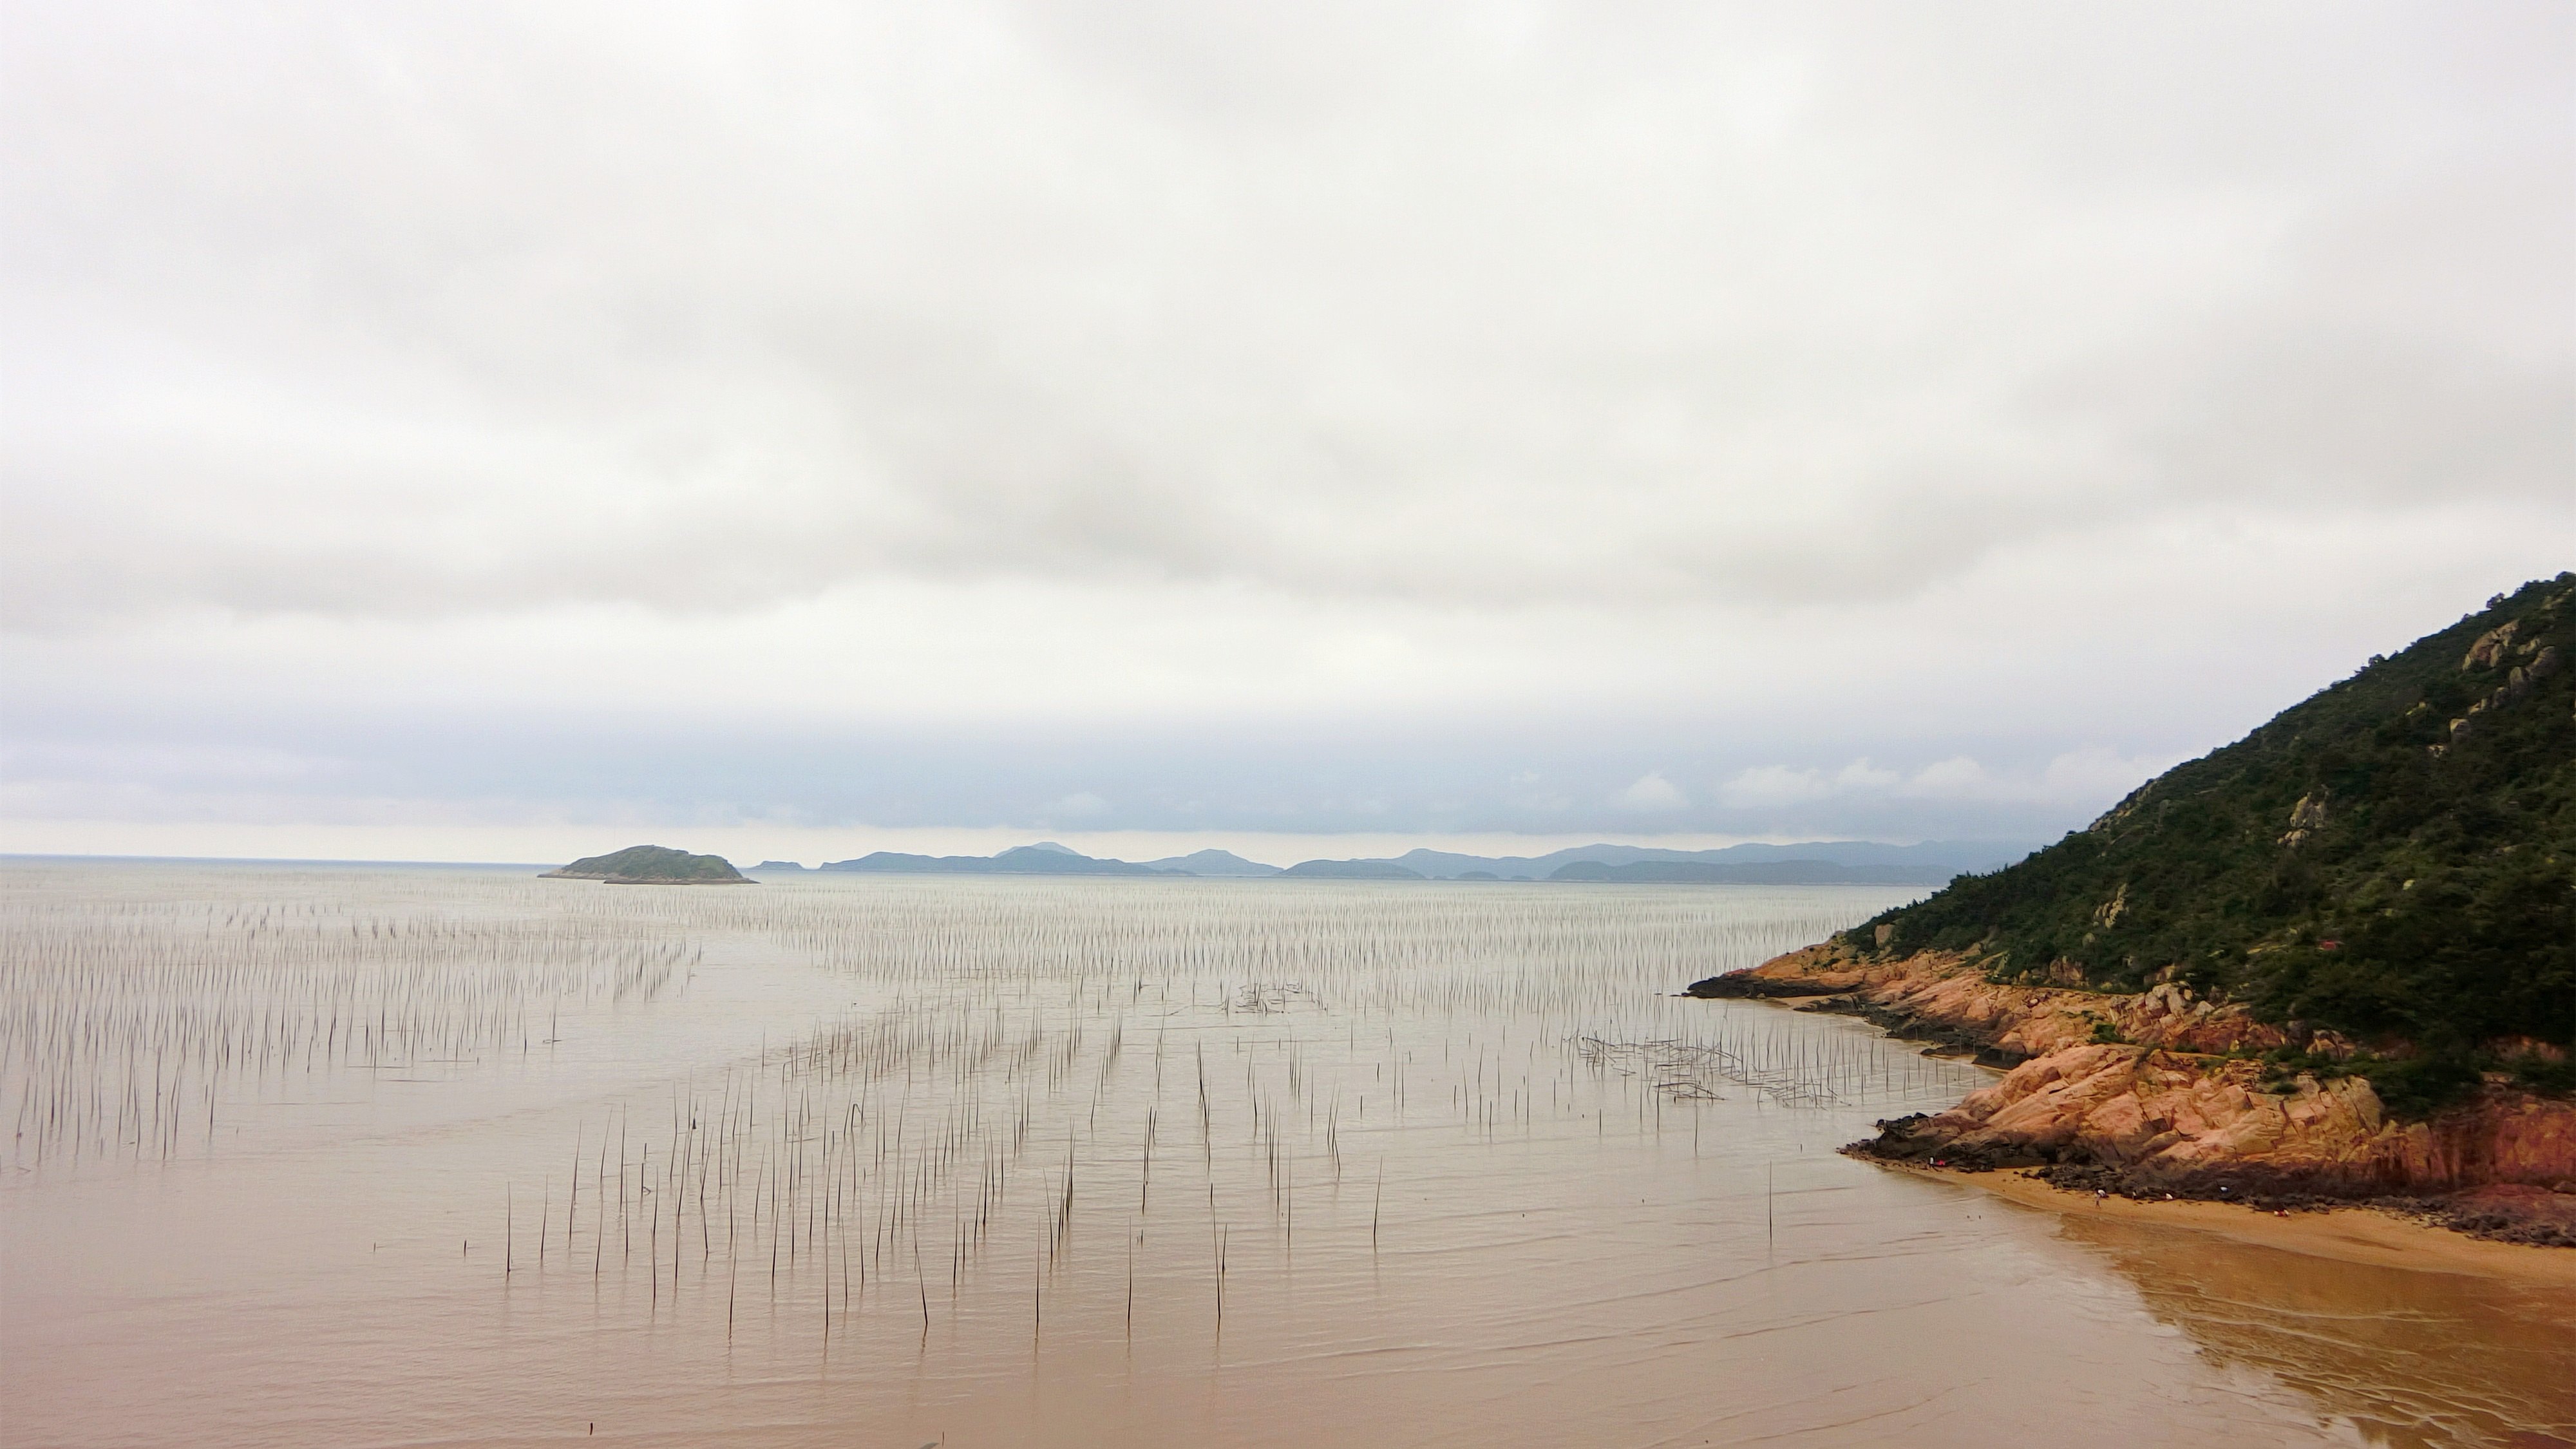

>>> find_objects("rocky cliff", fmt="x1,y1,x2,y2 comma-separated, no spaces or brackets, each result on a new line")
1694,945,2576,1239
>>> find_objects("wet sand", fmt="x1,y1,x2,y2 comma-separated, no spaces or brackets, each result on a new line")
1882,1160,2576,1285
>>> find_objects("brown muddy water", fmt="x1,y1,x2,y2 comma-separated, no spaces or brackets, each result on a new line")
3,862,2570,1448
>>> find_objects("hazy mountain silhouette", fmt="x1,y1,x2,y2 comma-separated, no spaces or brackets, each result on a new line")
796,838,2032,883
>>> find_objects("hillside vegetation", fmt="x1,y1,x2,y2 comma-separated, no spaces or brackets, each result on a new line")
1848,576,2575,1106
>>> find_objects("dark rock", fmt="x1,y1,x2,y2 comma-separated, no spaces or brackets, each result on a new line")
1684,971,1849,999
1801,995,2031,1068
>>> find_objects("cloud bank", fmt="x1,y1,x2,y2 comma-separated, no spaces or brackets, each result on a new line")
3,1,2567,856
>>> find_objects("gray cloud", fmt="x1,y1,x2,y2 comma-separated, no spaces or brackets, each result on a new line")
2,1,2568,848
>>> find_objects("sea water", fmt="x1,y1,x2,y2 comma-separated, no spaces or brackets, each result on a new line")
3,862,2569,1447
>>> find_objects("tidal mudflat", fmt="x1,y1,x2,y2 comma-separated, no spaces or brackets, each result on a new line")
4,862,2570,1447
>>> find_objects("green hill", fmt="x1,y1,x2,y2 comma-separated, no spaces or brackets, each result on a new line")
541,845,752,884
1848,574,2574,1108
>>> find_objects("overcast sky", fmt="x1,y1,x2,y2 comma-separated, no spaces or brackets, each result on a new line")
3,1,2570,864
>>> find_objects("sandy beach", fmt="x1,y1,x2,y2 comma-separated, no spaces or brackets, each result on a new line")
1883,1159,2576,1286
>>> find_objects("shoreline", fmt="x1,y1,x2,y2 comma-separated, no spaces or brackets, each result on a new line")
1699,969,2576,1273
1876,1158,2576,1285
1692,945,2576,1230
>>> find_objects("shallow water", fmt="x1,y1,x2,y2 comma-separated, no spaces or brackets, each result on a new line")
4,863,2570,1448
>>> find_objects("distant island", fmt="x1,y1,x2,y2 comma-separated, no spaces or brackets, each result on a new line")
1279,858,1425,879
1695,576,2574,1242
764,838,2029,884
817,843,1177,876
541,845,753,885
1140,848,1282,877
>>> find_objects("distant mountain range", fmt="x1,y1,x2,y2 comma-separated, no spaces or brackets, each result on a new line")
743,838,2032,885
1141,848,1281,876
808,843,1170,875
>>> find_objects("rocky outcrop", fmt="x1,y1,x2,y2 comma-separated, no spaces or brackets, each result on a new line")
1685,962,1861,999
1691,947,2576,1215
1689,944,2287,1060
1870,1043,2576,1197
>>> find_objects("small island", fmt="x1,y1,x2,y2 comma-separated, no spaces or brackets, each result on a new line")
540,845,754,885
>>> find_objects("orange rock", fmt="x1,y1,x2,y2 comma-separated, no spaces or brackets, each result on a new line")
1717,947,2576,1196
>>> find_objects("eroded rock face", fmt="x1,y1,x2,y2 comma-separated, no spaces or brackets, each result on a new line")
2463,621,2519,670
1698,948,2576,1198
